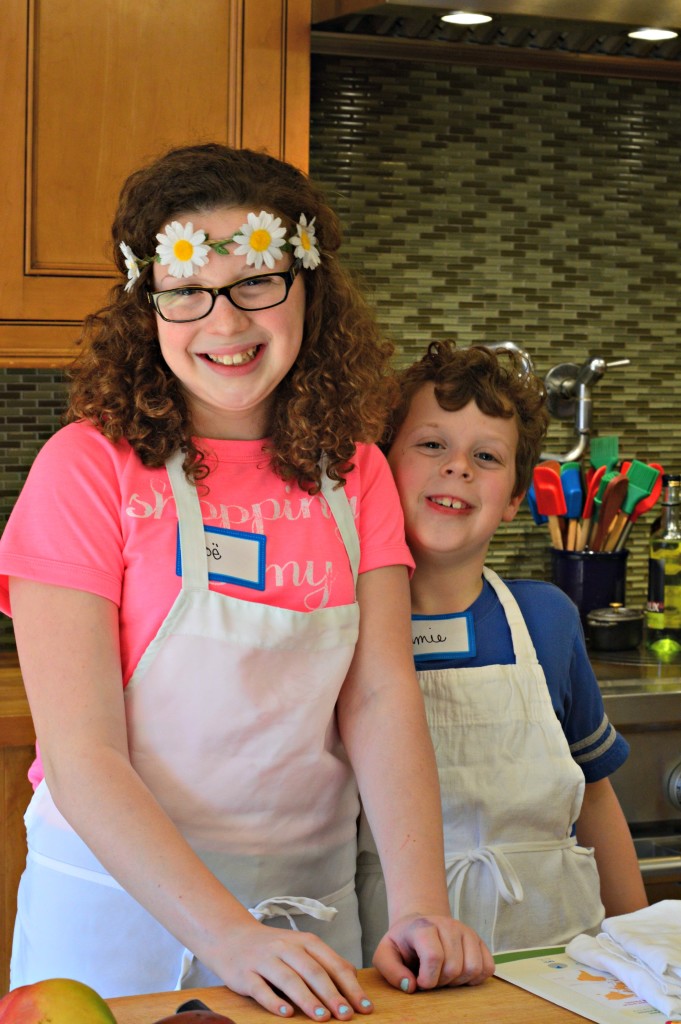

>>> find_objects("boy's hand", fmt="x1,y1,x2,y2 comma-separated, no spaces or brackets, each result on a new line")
372,914,495,992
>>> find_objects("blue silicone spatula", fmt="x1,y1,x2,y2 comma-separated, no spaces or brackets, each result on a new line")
526,481,548,525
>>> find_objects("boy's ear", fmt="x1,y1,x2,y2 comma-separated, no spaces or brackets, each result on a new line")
501,489,526,524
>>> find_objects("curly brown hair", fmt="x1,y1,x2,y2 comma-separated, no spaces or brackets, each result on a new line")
66,143,396,492
385,341,549,497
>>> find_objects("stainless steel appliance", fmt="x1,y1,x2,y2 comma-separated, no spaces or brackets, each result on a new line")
594,651,681,901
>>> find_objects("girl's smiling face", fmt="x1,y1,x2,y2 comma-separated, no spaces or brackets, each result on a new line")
152,206,306,440
387,384,524,568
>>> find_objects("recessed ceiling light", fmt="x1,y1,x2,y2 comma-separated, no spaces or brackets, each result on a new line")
627,27,678,40
441,11,493,25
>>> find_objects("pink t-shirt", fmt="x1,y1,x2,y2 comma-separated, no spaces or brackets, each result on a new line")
0,422,412,785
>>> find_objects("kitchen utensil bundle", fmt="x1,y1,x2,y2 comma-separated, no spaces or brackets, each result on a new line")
604,461,661,551
589,471,628,553
530,455,662,552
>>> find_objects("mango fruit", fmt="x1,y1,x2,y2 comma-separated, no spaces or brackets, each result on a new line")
0,977,117,1023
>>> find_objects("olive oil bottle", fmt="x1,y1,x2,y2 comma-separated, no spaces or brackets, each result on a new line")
646,473,681,656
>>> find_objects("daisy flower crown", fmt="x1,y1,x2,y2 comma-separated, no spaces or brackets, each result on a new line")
120,210,321,293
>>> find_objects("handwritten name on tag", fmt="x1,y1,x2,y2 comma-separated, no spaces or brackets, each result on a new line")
176,526,266,590
411,611,475,663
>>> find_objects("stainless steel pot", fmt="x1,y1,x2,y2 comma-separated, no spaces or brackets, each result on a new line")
587,605,644,652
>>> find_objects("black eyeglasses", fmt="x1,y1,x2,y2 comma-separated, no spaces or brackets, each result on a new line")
147,260,302,323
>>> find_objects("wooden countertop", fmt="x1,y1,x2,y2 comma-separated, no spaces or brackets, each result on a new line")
0,652,33,747
107,969,585,1024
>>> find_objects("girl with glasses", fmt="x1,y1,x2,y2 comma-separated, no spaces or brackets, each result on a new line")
0,144,492,1013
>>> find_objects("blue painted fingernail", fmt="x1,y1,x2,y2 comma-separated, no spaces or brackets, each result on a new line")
360,999,372,1009
279,1008,288,1016
338,1006,350,1015
400,979,410,993
315,1009,326,1018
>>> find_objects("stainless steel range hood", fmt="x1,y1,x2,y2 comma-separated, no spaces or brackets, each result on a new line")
312,0,681,30
312,0,681,70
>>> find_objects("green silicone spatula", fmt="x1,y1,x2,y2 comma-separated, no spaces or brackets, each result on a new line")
604,461,661,551
613,462,664,551
590,435,619,474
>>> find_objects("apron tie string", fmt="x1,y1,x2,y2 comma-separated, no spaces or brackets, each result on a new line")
447,845,525,906
445,837,579,945
249,894,340,931
446,845,524,944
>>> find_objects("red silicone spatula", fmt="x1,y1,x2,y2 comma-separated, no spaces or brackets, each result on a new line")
576,464,606,551
533,463,567,550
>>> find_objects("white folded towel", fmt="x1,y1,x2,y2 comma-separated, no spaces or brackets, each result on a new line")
566,901,681,1017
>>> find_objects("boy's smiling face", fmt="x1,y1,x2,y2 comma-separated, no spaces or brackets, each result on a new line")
387,383,524,568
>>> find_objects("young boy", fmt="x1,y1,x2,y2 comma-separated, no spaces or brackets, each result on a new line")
357,340,647,965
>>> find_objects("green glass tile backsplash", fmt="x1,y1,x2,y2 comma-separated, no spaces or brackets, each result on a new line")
310,54,681,617
0,370,69,648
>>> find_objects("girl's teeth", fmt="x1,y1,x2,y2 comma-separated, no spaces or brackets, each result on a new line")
207,346,257,366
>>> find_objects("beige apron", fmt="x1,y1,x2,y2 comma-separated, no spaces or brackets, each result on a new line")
12,452,362,997
357,567,604,961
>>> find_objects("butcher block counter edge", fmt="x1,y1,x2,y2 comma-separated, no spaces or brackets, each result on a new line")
106,968,585,1024
0,656,34,747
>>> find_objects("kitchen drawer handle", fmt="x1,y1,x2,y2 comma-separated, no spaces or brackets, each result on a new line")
639,854,681,880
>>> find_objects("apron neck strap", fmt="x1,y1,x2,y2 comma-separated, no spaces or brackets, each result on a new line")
482,566,539,663
319,458,360,584
166,450,208,589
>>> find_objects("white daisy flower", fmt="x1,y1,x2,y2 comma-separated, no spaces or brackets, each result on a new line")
155,221,210,279
290,214,321,270
232,211,287,270
119,241,142,292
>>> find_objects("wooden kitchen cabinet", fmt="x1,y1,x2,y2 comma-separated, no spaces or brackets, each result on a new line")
0,661,35,995
0,0,310,366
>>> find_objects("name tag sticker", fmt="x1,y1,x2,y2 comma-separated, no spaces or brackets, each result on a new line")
411,611,475,663
176,525,266,590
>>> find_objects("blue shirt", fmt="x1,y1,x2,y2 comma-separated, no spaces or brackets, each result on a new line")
414,577,629,783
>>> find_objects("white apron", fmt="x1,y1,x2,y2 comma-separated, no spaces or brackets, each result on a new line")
12,452,363,997
357,567,604,962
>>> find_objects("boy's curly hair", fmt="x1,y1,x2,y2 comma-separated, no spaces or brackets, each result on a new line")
385,340,549,497
65,143,396,492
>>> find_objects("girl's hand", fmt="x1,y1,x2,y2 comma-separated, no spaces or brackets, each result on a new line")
214,921,374,1020
372,914,495,992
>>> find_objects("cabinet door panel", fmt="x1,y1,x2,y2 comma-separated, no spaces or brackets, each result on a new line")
4,0,235,327
30,0,233,273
